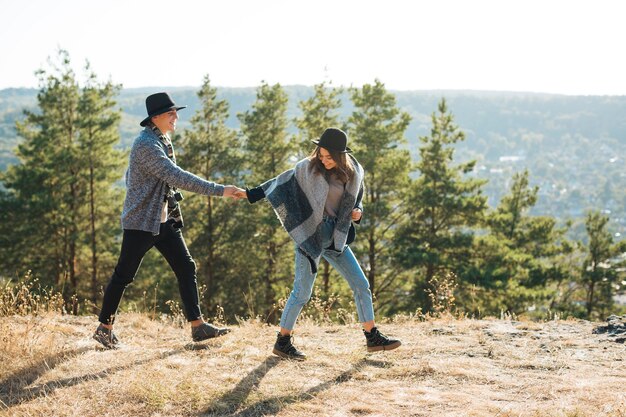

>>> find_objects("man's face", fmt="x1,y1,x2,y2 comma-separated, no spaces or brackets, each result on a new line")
152,109,179,134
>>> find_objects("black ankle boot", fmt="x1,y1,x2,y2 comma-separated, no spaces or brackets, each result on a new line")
364,327,401,352
273,332,306,361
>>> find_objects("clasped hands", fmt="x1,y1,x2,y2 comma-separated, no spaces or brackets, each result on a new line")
223,185,247,200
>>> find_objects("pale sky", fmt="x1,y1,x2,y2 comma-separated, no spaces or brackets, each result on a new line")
2,0,625,95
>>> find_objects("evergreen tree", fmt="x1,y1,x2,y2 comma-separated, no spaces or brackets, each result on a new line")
395,98,487,313
295,82,343,157
178,75,246,317
6,50,82,299
0,50,123,312
347,79,412,312
294,81,343,299
77,65,125,309
459,170,571,316
581,210,624,318
238,82,295,321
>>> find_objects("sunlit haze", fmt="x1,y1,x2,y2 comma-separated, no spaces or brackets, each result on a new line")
2,0,625,95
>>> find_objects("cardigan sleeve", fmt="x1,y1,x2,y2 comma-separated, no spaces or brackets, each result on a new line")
134,137,225,196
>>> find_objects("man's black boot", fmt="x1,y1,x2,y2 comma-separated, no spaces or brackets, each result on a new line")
192,322,230,342
272,332,306,361
93,323,120,349
364,327,401,352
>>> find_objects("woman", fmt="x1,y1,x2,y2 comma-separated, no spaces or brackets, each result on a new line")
243,127,401,360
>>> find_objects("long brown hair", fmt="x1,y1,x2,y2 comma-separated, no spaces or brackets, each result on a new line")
309,146,355,183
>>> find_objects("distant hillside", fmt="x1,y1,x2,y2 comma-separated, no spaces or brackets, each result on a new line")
2,87,625,239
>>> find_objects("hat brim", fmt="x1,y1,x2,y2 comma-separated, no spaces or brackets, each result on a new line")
311,140,352,153
140,105,187,127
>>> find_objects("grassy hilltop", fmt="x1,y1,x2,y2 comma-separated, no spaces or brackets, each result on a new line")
1,313,624,417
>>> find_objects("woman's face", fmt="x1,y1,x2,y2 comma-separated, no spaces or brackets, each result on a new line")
318,147,337,170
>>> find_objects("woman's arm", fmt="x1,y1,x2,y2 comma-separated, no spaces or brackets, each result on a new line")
352,181,364,223
245,186,266,204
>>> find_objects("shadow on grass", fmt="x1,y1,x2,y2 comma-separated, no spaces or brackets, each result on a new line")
201,357,390,417
201,356,281,415
0,346,92,409
0,345,185,410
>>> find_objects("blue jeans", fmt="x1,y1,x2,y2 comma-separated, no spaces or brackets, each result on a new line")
279,217,375,330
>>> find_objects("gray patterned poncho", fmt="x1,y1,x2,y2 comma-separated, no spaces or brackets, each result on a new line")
258,156,364,270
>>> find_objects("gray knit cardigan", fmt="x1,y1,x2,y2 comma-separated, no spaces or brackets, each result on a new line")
121,127,225,234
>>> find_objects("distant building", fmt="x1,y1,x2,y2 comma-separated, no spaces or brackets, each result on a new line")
499,156,525,162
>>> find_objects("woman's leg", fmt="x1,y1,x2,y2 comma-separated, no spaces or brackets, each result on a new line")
279,247,320,332
324,246,401,351
323,245,375,326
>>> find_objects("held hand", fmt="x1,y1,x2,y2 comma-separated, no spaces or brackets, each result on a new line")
234,189,248,199
223,185,247,199
351,208,362,221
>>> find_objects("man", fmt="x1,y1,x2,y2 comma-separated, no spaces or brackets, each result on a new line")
94,92,244,349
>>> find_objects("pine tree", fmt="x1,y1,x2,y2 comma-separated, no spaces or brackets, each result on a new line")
347,79,412,312
7,50,82,297
178,75,245,316
238,82,295,321
395,98,487,313
1,50,123,312
581,210,624,318
459,170,571,315
77,65,125,309
295,82,343,157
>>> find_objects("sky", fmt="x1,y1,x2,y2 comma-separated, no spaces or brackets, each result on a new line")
1,0,625,95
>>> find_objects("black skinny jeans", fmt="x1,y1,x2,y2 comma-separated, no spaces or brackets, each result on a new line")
98,220,202,324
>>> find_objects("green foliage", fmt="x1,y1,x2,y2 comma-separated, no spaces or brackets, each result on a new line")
0,49,124,313
1,56,624,322
177,75,248,318
347,79,413,315
395,98,487,313
580,211,626,318
4,88,626,242
457,170,573,316
237,82,296,322
77,64,125,309
294,81,343,158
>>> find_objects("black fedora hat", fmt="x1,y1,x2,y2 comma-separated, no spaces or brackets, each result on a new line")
311,127,352,153
140,92,187,127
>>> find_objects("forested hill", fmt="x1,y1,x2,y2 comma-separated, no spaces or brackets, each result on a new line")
1,87,625,237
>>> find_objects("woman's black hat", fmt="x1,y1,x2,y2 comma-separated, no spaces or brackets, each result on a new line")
311,127,352,153
140,92,187,127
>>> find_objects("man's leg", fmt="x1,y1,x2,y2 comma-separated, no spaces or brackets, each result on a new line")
99,229,155,325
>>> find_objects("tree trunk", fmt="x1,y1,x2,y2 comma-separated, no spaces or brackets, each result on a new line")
69,181,78,315
586,275,596,318
265,231,277,323
204,195,214,314
321,259,330,299
367,233,376,295
89,164,98,313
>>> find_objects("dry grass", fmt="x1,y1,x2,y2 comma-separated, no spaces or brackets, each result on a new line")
0,313,625,417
